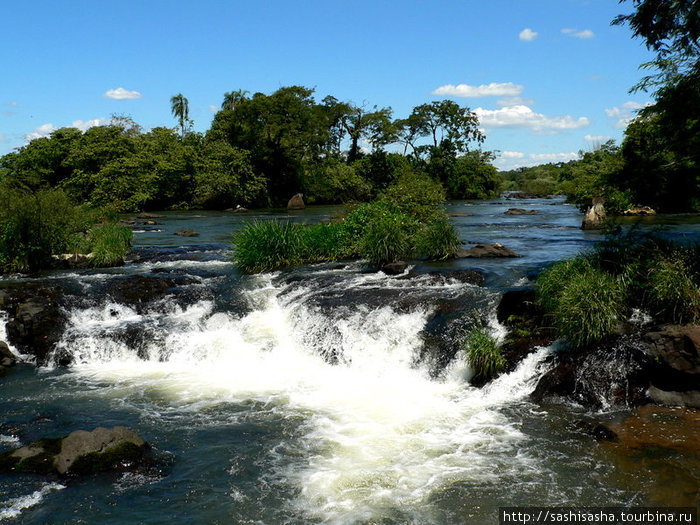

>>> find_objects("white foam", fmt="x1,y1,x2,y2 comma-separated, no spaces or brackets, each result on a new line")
56,273,552,522
0,483,66,520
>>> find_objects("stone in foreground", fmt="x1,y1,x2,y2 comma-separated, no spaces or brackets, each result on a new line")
0,426,148,475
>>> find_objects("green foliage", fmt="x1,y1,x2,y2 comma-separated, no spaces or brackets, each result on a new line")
233,220,305,273
414,216,460,260
551,267,627,350
302,160,371,204
445,151,502,200
381,170,445,222
86,223,133,267
463,324,505,382
356,208,414,266
646,256,700,324
0,188,86,272
536,256,594,314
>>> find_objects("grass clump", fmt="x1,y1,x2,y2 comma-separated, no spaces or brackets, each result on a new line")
232,173,461,273
463,324,505,383
87,223,133,267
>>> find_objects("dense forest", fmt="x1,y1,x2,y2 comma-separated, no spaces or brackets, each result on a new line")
0,91,501,213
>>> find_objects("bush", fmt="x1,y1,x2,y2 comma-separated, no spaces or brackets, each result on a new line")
646,256,700,323
536,256,593,313
464,325,505,382
357,210,414,266
381,170,446,222
233,220,305,273
414,216,459,260
87,223,133,267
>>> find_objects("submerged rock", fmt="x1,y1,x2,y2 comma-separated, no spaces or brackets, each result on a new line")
0,426,148,476
504,208,538,215
174,228,199,237
287,193,305,210
456,243,520,258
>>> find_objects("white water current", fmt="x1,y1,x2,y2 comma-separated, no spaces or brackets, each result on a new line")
52,271,552,523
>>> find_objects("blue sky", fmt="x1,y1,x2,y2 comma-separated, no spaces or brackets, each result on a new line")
1,0,653,169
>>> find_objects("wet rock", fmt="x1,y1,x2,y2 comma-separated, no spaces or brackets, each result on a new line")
448,212,473,217
581,197,606,230
174,228,199,237
648,386,700,408
381,261,408,275
532,336,653,408
0,427,148,476
0,341,15,367
428,269,485,286
0,284,66,366
107,275,192,307
137,213,165,219
504,208,538,215
51,253,96,269
457,243,520,258
226,205,248,213
623,206,656,216
287,193,305,210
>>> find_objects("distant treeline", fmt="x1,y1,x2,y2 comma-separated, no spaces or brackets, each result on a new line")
0,87,502,212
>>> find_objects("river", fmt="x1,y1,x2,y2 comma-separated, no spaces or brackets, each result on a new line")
1,197,698,524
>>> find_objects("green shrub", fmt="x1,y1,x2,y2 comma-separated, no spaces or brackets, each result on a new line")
87,223,133,267
464,325,505,382
233,220,305,273
381,170,446,222
646,256,700,323
357,210,414,266
298,222,350,261
415,216,459,260
536,256,594,314
548,265,626,349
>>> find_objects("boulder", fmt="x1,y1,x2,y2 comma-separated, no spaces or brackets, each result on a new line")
287,193,305,210
0,426,148,476
51,253,95,269
174,228,199,237
0,341,15,367
581,197,606,230
504,208,538,215
457,243,520,258
623,206,656,216
448,212,473,217
381,261,408,275
1,285,66,366
136,213,165,219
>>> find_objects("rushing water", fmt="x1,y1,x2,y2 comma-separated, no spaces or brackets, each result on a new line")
1,197,698,524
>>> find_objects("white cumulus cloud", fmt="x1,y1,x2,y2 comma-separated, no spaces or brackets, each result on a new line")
25,123,56,142
605,101,651,128
519,28,538,42
562,28,595,39
501,151,525,159
529,152,579,162
497,96,535,107
474,105,590,131
71,118,107,131
584,134,612,142
432,82,524,98
0,133,5,143
103,87,142,100
209,105,218,113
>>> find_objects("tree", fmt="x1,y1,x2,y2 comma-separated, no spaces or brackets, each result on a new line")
613,0,700,91
221,89,249,111
170,93,191,138
341,104,395,162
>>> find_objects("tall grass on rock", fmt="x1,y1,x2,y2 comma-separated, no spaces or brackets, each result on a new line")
233,220,304,274
463,324,505,383
87,223,133,267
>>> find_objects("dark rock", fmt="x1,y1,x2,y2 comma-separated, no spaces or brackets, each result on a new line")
647,386,700,408
532,336,653,408
287,193,305,210
496,288,538,324
457,243,521,258
1,284,66,366
591,423,619,442
107,275,188,307
174,228,199,237
582,197,606,230
0,341,15,367
137,213,165,219
504,208,538,215
429,269,485,286
0,427,148,476
381,261,408,275
227,205,248,213
448,212,473,217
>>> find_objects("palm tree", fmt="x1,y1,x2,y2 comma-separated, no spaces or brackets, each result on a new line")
170,93,190,138
221,89,249,111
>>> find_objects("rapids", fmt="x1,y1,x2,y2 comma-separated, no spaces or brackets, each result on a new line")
1,197,698,524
